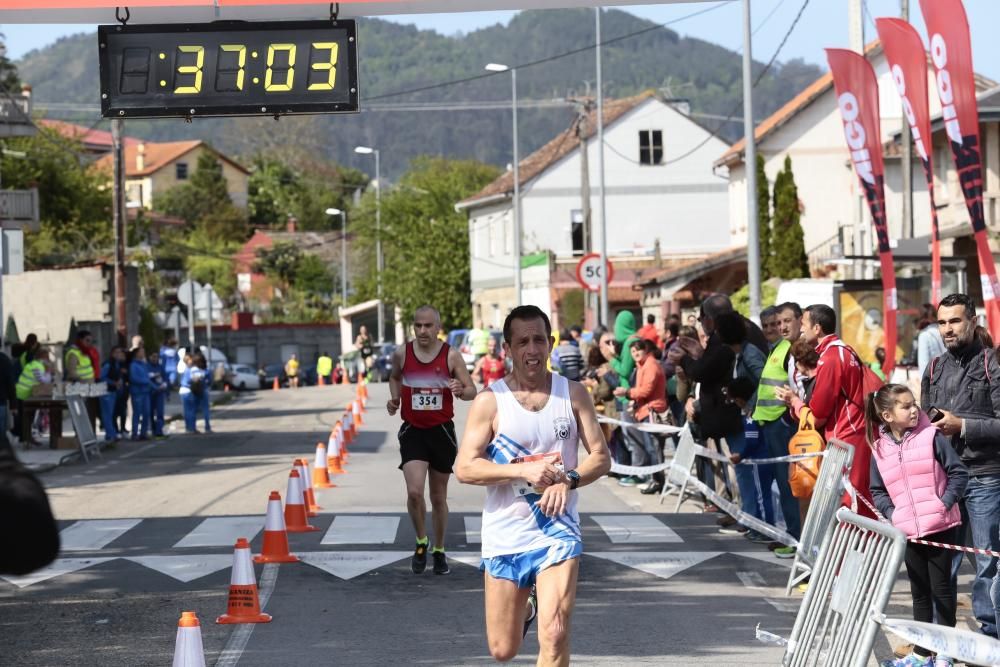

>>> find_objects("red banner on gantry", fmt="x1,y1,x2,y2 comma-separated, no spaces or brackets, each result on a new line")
826,48,898,374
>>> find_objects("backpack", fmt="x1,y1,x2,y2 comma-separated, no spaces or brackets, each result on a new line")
788,407,824,499
829,341,885,408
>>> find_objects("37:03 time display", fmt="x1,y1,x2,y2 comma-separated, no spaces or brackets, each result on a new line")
127,41,340,95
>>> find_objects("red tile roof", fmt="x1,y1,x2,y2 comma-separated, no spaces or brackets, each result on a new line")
92,140,248,177
458,91,658,209
37,119,139,151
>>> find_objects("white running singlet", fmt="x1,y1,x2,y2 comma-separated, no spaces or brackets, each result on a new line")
480,374,582,559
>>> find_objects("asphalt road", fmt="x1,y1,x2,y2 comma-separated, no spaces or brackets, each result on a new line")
0,381,921,666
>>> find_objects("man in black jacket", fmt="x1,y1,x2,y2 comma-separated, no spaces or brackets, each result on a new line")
0,339,16,438
921,293,1000,639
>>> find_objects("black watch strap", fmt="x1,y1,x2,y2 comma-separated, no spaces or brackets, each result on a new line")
567,469,581,490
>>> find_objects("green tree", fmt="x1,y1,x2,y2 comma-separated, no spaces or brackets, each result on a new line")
1,127,112,266
255,242,303,289
770,156,808,279
167,226,239,298
756,153,772,279
246,154,367,230
0,35,21,93
155,150,241,234
349,156,500,330
293,254,334,294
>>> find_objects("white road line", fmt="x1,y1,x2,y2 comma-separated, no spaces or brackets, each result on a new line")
736,570,800,613
321,516,399,545
591,515,683,543
215,563,278,667
120,441,158,459
173,517,263,549
60,519,143,551
463,516,481,544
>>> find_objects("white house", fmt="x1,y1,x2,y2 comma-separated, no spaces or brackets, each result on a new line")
714,41,995,273
456,91,732,329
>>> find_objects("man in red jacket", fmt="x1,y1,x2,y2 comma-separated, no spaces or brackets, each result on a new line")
801,304,875,518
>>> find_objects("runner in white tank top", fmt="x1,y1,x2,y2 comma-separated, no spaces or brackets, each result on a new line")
455,306,612,666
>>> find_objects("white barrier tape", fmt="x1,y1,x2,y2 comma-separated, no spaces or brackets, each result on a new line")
692,443,825,467
755,624,788,647
684,475,799,548
610,461,674,476
851,484,1000,559
596,415,684,434
874,615,1000,666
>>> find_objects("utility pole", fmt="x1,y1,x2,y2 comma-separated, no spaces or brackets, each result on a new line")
900,0,914,239
595,6,609,327
742,0,761,319
111,120,127,344
574,99,595,329
205,284,213,364
187,274,196,348
849,0,866,278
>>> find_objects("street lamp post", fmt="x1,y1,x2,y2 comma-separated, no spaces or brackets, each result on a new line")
325,207,348,305
485,63,522,306
354,145,384,342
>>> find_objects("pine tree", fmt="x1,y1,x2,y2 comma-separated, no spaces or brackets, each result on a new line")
770,156,808,279
756,153,772,279
0,36,21,93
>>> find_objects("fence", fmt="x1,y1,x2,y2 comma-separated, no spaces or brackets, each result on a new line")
780,508,907,667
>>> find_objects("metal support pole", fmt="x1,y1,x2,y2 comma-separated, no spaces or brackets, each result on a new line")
340,211,348,305
900,0,913,239
512,68,522,307
374,149,384,342
187,274,196,348
111,119,128,343
850,0,865,278
742,0,761,319
171,305,180,345
596,6,609,327
205,284,213,364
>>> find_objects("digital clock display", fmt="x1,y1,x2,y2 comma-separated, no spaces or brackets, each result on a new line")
98,20,359,118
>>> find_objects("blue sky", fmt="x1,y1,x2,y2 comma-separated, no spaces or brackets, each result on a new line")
4,1,1000,82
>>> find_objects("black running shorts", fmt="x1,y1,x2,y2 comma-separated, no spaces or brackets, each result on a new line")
398,420,458,474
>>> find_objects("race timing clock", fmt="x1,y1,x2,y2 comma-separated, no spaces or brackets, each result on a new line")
98,20,359,118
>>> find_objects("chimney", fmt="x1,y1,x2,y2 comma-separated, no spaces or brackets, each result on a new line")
286,216,297,233
136,142,145,172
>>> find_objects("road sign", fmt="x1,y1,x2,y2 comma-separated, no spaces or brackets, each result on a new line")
0,189,40,229
575,253,613,292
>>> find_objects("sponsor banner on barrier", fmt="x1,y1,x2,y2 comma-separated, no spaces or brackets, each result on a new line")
827,47,899,375
875,616,1000,666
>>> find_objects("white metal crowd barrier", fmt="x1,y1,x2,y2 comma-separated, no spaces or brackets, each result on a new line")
777,508,907,667
784,438,855,596
661,425,701,512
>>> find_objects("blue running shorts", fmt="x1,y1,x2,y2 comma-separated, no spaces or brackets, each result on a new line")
480,541,583,589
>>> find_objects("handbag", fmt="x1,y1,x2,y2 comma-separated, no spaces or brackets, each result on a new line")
788,407,825,499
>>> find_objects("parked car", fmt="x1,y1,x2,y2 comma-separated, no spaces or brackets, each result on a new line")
230,364,261,390
372,343,397,382
447,329,468,350
459,329,503,372
260,363,286,388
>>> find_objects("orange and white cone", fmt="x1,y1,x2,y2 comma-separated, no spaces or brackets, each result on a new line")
312,443,335,488
296,458,321,515
216,538,272,624
172,611,207,667
254,491,299,564
361,383,368,409
272,377,280,391
327,426,345,474
283,469,319,533
352,399,364,426
342,411,354,444
318,374,325,386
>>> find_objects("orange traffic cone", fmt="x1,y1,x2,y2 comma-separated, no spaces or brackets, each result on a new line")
340,366,349,385
318,374,325,386
172,611,207,667
283,469,319,533
216,538,272,624
343,411,354,445
272,377,280,391
254,491,299,564
296,458,321,515
360,383,368,410
312,443,335,488
327,428,346,475
352,399,364,426
224,383,231,393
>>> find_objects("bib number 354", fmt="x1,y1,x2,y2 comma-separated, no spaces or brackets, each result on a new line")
411,391,443,411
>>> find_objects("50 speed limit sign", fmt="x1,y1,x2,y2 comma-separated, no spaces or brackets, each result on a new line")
575,253,614,292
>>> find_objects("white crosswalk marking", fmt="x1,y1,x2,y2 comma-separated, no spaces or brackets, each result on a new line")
299,552,410,580
321,515,400,545
173,517,263,548
0,558,115,588
60,519,143,552
126,555,233,582
591,515,683,543
588,551,720,580
463,516,481,544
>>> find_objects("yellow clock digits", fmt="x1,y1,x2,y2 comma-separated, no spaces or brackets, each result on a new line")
308,42,338,91
174,45,204,94
265,43,296,92
218,44,247,91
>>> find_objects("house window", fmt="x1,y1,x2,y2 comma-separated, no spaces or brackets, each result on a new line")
571,209,585,256
489,219,497,257
639,130,664,165
176,162,189,180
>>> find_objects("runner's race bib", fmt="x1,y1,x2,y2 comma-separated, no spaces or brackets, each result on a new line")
510,452,564,497
411,389,443,411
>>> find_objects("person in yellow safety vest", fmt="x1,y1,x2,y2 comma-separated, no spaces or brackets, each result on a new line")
65,330,96,382
317,352,333,384
15,347,53,446
750,302,804,551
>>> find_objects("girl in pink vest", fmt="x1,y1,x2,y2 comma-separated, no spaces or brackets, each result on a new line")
866,384,969,667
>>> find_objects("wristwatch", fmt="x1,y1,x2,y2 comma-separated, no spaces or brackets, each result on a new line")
566,469,581,490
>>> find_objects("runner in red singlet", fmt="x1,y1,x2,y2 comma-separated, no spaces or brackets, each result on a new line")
472,336,506,387
388,305,477,575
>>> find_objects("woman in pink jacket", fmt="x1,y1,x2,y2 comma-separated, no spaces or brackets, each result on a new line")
866,384,969,667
